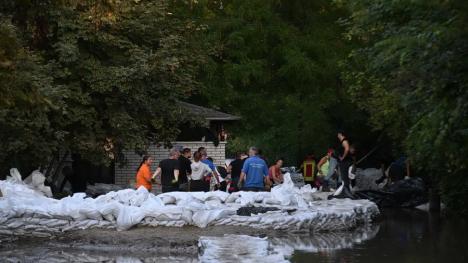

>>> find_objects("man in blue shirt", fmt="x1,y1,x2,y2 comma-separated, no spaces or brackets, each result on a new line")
238,147,270,191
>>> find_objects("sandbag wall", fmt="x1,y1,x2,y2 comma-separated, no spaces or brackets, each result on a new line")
0,169,379,237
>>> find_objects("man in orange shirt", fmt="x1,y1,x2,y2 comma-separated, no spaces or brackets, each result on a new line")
135,155,154,191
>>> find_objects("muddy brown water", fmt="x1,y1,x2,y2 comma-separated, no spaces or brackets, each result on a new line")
0,209,466,262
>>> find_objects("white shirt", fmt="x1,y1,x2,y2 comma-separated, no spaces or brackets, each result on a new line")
190,161,212,180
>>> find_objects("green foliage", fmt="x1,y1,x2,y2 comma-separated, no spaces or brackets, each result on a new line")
0,0,204,174
0,19,63,173
340,0,468,213
185,0,357,164
3,0,466,215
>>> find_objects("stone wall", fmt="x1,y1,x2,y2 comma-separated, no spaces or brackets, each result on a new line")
114,141,227,188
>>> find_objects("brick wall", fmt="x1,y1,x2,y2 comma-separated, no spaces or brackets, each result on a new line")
114,141,227,190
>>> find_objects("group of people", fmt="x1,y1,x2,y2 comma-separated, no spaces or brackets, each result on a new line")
135,131,357,195
135,146,282,193
299,131,355,196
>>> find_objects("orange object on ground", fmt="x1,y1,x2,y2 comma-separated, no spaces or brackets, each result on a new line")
136,163,152,190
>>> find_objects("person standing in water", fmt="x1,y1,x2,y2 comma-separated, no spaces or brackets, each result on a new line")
135,155,154,191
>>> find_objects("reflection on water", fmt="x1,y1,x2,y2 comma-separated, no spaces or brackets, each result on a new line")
0,247,197,263
292,209,468,263
198,226,379,262
0,225,378,263
271,225,379,254
1,210,466,262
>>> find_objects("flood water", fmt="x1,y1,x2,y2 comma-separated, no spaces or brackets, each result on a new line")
292,209,468,263
1,209,467,262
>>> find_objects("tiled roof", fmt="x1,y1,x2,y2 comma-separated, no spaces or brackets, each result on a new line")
179,102,241,121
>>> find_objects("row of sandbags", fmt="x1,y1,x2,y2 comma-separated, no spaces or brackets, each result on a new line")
0,168,379,236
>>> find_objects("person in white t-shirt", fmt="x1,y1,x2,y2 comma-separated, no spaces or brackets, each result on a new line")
190,151,212,192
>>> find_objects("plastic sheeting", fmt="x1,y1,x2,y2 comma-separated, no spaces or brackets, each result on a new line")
0,168,379,236
354,177,428,208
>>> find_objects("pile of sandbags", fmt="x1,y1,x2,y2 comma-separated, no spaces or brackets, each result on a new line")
0,168,379,237
86,183,124,197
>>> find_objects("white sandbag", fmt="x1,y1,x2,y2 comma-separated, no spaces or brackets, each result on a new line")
8,168,23,183
79,205,103,221
270,174,297,206
161,195,177,205
225,192,240,203
0,168,379,235
30,170,46,187
204,191,230,203
116,206,146,231
192,209,235,228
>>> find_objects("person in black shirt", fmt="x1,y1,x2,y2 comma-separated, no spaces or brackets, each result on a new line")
178,148,192,191
228,152,248,192
153,148,180,193
333,130,354,199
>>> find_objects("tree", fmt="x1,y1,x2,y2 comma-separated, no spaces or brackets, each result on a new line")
0,0,204,176
339,0,468,213
0,18,64,175
185,0,363,164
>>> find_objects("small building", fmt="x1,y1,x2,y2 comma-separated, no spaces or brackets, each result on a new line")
113,102,240,187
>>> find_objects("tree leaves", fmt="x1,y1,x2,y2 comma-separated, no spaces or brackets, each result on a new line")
340,0,468,213
190,0,356,164
0,0,204,174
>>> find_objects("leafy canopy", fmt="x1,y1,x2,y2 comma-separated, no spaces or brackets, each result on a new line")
0,0,203,174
